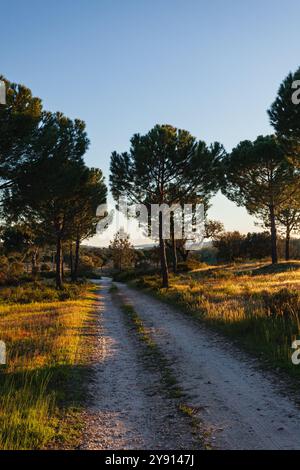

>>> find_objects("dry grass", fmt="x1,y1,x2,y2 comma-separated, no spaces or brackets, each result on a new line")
135,261,300,376
0,284,97,450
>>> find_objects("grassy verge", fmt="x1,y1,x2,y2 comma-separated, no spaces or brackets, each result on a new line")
0,281,87,304
131,261,300,379
112,286,208,448
0,282,98,449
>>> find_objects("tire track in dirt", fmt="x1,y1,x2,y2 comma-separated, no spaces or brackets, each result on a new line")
81,278,198,450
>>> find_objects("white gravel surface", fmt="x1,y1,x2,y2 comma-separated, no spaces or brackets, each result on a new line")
81,278,198,450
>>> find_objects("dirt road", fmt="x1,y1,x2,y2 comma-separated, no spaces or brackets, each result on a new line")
83,278,300,450
116,281,300,450
82,278,197,450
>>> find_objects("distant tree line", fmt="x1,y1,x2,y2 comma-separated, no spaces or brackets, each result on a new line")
211,231,299,262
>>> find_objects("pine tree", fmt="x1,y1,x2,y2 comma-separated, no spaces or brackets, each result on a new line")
110,124,222,287
221,135,296,264
109,229,135,271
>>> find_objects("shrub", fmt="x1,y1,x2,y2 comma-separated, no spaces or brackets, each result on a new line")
113,267,159,282
177,262,190,273
40,263,50,272
113,270,137,282
77,269,101,279
0,282,85,304
40,271,56,280
177,259,207,272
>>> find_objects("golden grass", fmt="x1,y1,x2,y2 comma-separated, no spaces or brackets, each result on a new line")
0,285,97,450
136,261,300,376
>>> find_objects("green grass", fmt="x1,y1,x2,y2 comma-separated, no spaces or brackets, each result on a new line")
132,261,300,378
0,281,86,304
0,282,98,449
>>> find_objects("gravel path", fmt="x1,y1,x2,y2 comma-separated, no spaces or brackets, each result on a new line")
116,282,300,450
81,278,197,450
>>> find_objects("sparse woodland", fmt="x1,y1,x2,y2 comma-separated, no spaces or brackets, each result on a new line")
1,66,300,449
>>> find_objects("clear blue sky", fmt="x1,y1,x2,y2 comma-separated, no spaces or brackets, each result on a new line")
1,0,300,244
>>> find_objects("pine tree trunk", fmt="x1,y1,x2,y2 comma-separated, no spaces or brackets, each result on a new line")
270,205,278,264
73,235,80,282
31,248,38,276
159,211,169,288
285,229,291,261
69,243,74,280
170,213,177,274
61,251,64,281
56,236,63,289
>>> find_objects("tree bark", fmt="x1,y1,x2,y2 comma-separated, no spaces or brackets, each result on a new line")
177,245,189,262
69,243,74,279
56,235,63,289
269,205,278,264
31,248,39,276
170,213,177,273
159,211,169,288
285,229,291,261
73,234,80,282
61,250,64,281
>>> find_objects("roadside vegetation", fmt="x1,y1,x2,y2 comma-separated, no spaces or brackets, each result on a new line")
0,281,86,304
0,282,97,450
0,76,107,450
132,261,300,378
